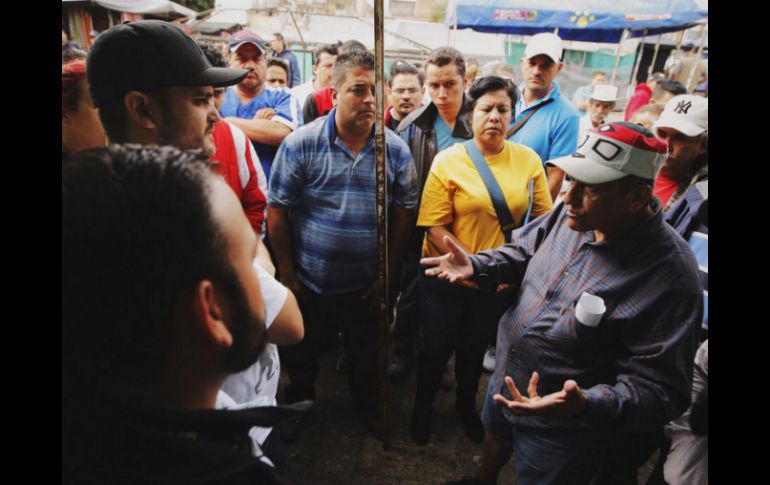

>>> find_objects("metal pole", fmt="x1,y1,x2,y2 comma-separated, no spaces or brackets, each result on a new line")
453,1,458,47
685,22,707,92
610,28,627,85
373,0,391,450
629,29,647,93
288,11,307,50
647,34,663,80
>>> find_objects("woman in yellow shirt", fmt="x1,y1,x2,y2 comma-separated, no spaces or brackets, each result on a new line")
411,76,553,445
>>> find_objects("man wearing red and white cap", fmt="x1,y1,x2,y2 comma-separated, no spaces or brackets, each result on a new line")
652,94,708,212
428,122,702,485
220,29,301,182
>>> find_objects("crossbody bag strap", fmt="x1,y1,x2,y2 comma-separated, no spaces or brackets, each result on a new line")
463,140,517,242
506,97,554,138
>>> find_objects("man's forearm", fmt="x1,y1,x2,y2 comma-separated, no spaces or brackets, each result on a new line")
226,117,292,146
265,207,296,280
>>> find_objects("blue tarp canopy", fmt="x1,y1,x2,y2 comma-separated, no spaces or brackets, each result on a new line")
445,0,708,43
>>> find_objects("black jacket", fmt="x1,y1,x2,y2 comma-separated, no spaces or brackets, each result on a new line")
394,96,473,204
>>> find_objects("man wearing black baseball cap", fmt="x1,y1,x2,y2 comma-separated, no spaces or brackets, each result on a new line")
87,20,248,157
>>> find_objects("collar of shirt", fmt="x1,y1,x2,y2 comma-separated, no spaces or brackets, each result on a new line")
518,80,561,112
325,107,376,155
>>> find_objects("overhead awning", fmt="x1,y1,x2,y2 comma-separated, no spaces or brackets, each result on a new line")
63,0,198,20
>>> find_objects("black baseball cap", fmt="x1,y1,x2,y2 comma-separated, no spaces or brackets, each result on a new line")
87,20,248,108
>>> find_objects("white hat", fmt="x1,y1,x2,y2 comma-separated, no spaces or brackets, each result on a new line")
548,122,669,184
590,84,618,102
524,33,563,63
653,95,708,137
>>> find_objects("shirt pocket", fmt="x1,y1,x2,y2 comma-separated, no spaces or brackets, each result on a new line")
546,296,614,371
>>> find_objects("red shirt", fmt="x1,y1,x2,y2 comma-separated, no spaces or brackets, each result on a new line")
211,120,267,233
653,171,679,207
624,83,652,121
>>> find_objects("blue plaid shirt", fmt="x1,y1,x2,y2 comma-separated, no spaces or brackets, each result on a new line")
470,199,702,433
268,108,418,294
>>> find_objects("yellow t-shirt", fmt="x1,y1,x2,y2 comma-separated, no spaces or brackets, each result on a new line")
417,141,553,259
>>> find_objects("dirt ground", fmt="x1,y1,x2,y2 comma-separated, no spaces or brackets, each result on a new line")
280,351,657,485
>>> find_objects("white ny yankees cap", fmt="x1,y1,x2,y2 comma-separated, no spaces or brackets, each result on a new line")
653,94,708,137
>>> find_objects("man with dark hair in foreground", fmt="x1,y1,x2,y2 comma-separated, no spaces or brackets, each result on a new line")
62,145,307,484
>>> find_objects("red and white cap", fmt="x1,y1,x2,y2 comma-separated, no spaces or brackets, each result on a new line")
548,122,668,184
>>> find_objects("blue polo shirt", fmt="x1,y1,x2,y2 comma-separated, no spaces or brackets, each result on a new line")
510,80,580,165
434,116,467,152
268,108,418,294
220,86,301,181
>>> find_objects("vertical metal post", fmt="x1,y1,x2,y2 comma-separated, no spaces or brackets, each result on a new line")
685,22,707,91
373,0,391,450
610,29,627,85
453,2,458,47
629,29,647,93
288,11,307,50
647,34,663,80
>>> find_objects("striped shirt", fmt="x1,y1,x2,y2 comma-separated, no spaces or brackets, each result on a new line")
268,108,418,294
470,198,702,433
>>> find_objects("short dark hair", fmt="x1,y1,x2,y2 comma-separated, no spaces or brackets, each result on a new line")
468,75,519,112
197,41,227,68
62,47,87,64
425,46,466,79
314,44,338,65
332,49,375,89
387,60,424,87
268,57,290,77
339,39,367,55
62,145,232,388
657,79,687,97
273,32,285,46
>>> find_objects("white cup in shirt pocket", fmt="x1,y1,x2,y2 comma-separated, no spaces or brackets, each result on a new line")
575,292,606,327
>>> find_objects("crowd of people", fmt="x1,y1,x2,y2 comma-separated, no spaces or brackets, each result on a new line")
62,20,708,485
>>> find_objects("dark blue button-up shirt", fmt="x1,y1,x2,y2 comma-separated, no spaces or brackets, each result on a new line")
470,199,702,432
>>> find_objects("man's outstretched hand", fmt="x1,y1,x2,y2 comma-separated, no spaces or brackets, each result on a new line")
420,236,474,284
493,373,588,417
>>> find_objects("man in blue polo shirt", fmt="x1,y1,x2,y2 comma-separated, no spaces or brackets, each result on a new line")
268,49,418,441
510,33,579,201
220,29,301,181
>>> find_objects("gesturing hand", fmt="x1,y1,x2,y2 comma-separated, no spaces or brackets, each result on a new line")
493,373,588,417
420,236,473,284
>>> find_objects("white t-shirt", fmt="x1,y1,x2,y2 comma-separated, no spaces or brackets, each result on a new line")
216,261,289,457
290,79,315,114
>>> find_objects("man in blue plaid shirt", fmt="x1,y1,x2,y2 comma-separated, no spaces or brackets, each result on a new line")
268,49,418,441
428,122,702,485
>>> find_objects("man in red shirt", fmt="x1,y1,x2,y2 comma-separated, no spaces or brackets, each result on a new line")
199,41,268,235
624,72,666,121
652,95,708,212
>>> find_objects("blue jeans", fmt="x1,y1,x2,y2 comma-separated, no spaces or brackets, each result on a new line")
481,379,608,485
